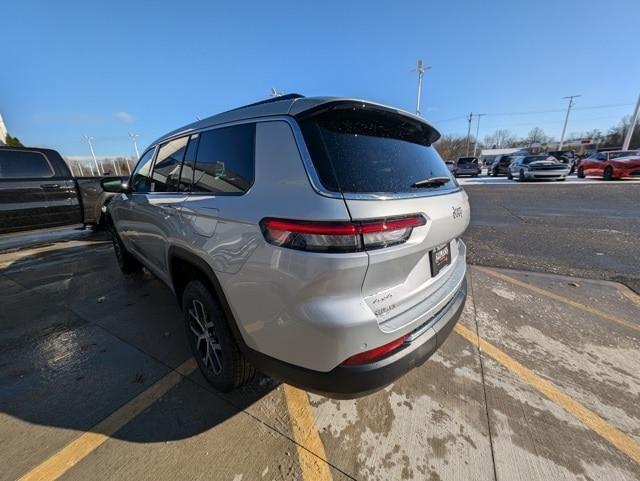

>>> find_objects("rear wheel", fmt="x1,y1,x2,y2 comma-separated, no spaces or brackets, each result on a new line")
110,224,142,273
507,171,513,180
182,280,255,392
604,166,614,181
519,170,526,182
577,167,585,178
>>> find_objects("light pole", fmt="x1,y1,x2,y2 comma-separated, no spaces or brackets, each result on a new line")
465,112,473,156
412,59,432,116
83,135,100,175
128,132,140,159
622,93,640,151
473,113,486,157
559,95,581,150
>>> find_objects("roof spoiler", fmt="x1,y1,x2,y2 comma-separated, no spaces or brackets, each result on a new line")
293,100,441,145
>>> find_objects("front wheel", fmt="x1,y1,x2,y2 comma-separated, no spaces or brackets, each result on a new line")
507,171,513,180
519,170,526,182
603,166,614,181
577,167,585,178
183,280,255,392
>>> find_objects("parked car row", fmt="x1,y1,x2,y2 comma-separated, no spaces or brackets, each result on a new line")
477,149,640,182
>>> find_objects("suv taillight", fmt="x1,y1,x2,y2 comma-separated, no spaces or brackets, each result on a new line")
260,214,426,253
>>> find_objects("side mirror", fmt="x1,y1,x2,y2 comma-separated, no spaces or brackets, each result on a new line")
101,176,129,193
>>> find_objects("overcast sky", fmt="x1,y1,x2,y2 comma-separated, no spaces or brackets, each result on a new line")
1,0,638,157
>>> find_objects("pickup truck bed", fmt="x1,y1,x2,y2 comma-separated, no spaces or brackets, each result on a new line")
0,146,125,235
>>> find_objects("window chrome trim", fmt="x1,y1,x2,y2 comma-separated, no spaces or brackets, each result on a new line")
144,115,463,201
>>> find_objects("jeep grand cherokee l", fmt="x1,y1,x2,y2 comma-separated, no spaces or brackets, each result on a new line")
103,95,470,398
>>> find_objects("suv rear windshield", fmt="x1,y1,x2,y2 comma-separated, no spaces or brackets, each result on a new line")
298,106,454,194
457,157,478,164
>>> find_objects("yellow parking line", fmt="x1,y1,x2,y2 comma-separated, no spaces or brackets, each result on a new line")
474,265,640,333
454,323,640,465
283,385,334,481
18,359,197,481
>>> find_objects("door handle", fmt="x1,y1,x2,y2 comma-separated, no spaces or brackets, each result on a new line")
41,183,61,190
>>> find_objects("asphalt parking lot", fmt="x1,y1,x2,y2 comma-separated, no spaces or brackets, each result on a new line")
1,183,639,481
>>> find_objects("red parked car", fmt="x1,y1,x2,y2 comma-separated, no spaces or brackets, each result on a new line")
577,150,640,180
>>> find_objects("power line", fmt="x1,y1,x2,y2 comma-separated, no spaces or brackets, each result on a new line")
433,102,635,123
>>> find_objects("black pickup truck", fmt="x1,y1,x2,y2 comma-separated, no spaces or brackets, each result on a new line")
0,146,125,235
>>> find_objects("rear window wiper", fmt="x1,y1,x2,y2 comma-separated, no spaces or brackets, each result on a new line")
411,176,451,188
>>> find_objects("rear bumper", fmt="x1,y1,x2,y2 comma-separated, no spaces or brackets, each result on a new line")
245,277,467,398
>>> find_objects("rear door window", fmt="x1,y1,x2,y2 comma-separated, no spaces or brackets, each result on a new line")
191,124,255,194
0,150,54,178
151,137,188,192
298,106,454,194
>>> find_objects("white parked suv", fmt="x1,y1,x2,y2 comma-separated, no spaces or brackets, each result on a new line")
102,95,470,398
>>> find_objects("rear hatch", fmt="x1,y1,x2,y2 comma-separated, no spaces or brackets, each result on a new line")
296,101,470,331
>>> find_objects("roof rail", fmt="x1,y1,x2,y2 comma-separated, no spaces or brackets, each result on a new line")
229,93,305,112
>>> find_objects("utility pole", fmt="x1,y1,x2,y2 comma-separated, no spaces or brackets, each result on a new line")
622,93,640,151
128,132,140,159
411,59,431,116
473,113,486,157
83,135,100,175
465,113,473,156
559,95,581,150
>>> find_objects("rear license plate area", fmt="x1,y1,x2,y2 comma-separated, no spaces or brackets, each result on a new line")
430,243,451,277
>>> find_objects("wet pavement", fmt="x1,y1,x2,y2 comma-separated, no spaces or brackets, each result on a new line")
1,231,639,481
463,182,640,293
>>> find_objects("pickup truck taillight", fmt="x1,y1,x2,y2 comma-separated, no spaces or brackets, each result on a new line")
260,214,426,253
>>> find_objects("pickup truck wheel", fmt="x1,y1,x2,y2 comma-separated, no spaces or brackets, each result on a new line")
182,280,255,392
110,227,142,273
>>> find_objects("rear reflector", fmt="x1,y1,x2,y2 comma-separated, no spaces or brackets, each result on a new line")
260,214,426,253
341,335,408,365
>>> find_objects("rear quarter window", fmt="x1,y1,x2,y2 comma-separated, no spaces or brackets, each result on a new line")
191,124,255,194
0,150,54,178
298,106,454,194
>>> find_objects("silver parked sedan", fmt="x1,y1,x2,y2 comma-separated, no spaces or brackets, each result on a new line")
508,154,571,181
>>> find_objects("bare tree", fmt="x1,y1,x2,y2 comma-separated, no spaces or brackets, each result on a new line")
434,135,469,160
525,127,548,146
484,129,517,149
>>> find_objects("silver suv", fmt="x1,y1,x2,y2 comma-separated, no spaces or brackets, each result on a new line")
103,95,470,398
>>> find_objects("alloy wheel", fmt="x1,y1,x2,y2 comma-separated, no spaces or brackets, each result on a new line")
188,299,223,375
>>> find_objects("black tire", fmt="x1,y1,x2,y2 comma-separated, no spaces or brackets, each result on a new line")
577,167,585,179
507,171,513,180
604,166,613,181
519,170,526,182
110,224,143,273
182,280,255,392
